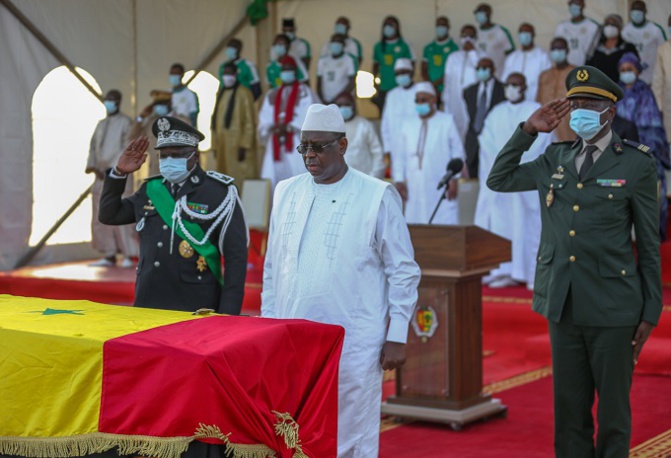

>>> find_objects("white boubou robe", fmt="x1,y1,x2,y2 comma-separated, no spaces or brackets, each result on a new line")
441,49,482,141
501,47,553,102
380,83,417,158
258,83,319,189
261,169,421,458
343,115,386,178
392,111,465,225
476,99,552,284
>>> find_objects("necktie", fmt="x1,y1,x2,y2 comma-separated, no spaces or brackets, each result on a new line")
579,145,598,181
171,183,179,197
473,86,487,133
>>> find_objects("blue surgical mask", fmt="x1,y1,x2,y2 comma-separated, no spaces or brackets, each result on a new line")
569,107,609,140
476,67,491,82
519,32,533,47
330,42,344,55
103,100,117,114
550,49,567,63
436,25,449,39
225,47,238,60
415,103,431,117
569,3,582,19
153,104,169,116
339,105,354,120
475,11,488,25
630,10,645,25
280,70,296,84
335,23,348,35
395,73,412,87
169,74,182,87
383,24,396,38
273,44,287,58
620,71,637,85
159,153,194,183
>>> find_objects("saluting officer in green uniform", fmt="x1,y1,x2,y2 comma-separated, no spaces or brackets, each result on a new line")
487,66,662,457
99,116,248,317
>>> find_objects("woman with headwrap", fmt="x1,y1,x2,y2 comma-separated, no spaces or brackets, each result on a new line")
617,52,671,240
587,14,638,82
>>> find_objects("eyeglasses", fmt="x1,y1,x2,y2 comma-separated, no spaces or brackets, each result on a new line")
296,139,340,155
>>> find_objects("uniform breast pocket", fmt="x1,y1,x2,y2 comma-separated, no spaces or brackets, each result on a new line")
594,188,629,221
136,210,162,237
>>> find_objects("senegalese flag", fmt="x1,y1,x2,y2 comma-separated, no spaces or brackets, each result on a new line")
0,295,343,458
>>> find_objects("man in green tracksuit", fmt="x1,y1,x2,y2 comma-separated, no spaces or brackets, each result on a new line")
487,65,662,458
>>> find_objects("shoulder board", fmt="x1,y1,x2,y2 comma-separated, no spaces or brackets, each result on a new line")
143,174,163,182
206,170,235,185
623,139,653,156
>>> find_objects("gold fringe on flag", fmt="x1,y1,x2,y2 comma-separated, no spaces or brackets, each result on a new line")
272,412,308,458
194,424,276,458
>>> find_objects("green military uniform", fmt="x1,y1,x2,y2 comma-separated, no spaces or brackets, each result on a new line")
422,37,458,92
487,66,662,458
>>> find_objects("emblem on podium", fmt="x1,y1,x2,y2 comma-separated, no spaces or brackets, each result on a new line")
411,305,439,343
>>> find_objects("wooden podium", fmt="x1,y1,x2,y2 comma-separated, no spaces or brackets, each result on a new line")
381,225,511,430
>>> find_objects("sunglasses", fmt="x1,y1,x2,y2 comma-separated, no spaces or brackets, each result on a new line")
296,138,340,155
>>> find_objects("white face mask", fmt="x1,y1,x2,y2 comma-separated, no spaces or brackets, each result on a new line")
603,25,619,39
222,74,237,88
504,84,523,102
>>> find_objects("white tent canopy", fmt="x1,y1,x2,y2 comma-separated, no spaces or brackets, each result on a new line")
1,0,668,270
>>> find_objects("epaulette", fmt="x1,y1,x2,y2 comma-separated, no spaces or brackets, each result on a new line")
143,174,163,182
623,139,653,156
206,170,235,185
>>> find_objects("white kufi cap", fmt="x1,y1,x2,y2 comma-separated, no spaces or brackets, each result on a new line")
394,58,413,72
301,104,346,133
415,81,436,96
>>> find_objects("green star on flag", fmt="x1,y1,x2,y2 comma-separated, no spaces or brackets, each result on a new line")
32,308,85,316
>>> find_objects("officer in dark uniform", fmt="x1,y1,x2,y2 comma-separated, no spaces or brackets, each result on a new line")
99,116,248,316
487,66,662,458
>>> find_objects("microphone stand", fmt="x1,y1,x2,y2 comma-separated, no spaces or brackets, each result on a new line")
428,187,446,224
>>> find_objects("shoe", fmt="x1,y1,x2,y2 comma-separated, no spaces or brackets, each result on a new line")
488,277,518,288
120,257,134,268
89,258,115,267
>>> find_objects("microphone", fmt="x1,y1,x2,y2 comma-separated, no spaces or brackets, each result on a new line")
436,158,464,190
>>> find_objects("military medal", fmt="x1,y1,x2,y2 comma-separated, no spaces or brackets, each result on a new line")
546,185,554,208
179,240,195,258
551,165,565,180
196,255,208,272
136,216,145,232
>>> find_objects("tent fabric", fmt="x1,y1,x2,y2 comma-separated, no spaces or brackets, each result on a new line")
2,0,670,270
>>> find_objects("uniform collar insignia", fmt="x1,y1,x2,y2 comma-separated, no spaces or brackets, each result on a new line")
612,143,623,154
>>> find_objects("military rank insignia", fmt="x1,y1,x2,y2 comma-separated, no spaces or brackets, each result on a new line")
411,305,439,343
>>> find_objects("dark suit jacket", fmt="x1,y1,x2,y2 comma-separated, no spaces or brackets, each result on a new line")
99,166,248,315
487,126,662,327
463,79,505,177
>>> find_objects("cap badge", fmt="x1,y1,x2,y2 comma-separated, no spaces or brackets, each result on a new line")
577,69,589,82
157,118,171,132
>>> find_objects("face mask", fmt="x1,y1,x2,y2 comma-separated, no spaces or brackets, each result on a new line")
630,10,645,25
603,25,619,39
415,103,431,117
225,47,238,60
620,71,637,84
519,32,533,47
476,67,491,82
103,100,117,114
569,107,609,140
436,25,449,39
330,42,344,55
461,36,476,47
280,70,296,84
550,49,567,63
383,24,396,38
285,31,296,40
339,105,354,120
569,3,582,19
335,23,348,35
504,84,523,102
169,74,182,88
159,153,194,183
475,11,488,25
222,74,237,88
153,104,169,116
273,44,287,58
395,74,412,87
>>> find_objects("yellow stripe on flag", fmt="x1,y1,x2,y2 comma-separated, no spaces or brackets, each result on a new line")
0,295,202,438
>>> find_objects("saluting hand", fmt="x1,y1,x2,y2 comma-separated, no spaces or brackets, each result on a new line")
380,341,407,371
523,98,570,136
632,321,654,365
116,136,149,174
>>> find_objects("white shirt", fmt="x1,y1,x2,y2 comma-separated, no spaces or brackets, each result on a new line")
442,49,482,140
380,83,417,153
171,86,199,125
317,52,356,103
477,24,515,78
622,21,668,84
319,37,362,61
502,47,553,101
555,17,601,66
343,115,386,178
289,37,311,61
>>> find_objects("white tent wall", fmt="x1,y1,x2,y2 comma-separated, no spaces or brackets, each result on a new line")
1,0,670,271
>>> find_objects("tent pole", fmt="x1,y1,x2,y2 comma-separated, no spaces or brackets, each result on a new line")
14,185,94,269
0,0,103,101
184,15,249,86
